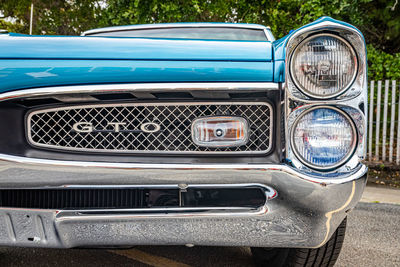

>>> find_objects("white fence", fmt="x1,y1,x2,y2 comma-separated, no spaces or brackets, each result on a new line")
367,80,400,164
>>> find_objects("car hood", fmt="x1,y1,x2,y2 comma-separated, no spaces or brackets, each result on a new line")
0,36,274,92
0,36,272,61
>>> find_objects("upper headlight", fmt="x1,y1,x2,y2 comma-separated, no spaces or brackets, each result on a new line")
291,106,357,170
290,34,358,98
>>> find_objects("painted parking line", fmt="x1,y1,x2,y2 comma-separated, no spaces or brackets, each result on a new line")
109,248,191,267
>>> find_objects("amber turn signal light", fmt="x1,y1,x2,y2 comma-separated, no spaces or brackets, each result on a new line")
191,116,248,147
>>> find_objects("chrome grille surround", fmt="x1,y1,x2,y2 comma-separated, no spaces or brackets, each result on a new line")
27,102,273,154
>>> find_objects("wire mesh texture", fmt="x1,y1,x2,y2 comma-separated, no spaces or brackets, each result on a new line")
28,102,272,154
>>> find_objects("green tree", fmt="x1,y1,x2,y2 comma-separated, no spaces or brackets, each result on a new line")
101,0,233,26
0,0,104,35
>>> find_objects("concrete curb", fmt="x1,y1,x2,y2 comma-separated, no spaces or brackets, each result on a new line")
361,186,400,205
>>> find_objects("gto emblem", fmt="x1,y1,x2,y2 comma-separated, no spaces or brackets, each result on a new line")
72,121,161,133
140,122,161,133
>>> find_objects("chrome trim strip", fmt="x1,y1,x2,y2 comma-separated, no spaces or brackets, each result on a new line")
26,101,273,155
263,28,275,42
57,206,268,219
0,82,279,102
60,183,274,190
0,153,367,184
82,23,270,38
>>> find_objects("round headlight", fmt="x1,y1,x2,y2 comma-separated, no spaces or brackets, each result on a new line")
291,107,357,170
290,34,357,98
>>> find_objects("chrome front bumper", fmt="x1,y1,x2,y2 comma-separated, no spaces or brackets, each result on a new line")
0,155,367,248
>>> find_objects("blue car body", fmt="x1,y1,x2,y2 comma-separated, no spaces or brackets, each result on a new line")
1,28,273,92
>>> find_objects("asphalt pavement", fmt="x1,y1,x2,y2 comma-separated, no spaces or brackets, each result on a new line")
335,202,400,267
0,199,399,266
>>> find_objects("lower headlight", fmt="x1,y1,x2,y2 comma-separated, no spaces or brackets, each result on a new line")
291,106,357,170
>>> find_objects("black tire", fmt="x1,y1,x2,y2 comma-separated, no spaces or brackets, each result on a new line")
251,217,347,267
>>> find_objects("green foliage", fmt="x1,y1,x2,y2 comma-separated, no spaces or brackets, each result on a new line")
0,19,25,33
367,45,400,81
0,0,104,35
101,0,233,26
354,0,400,54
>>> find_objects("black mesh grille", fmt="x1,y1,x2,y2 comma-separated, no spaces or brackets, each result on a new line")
0,189,174,209
0,188,266,210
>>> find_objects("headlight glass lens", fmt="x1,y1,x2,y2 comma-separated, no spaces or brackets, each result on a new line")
290,34,357,98
292,107,356,169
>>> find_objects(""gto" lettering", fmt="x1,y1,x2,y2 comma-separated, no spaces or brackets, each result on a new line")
106,122,126,133
72,122,93,133
72,122,160,133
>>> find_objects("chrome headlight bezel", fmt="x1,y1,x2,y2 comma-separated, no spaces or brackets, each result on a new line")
284,19,368,177
290,105,358,171
289,33,359,99
285,20,367,102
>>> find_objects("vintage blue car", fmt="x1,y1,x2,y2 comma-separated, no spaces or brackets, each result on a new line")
0,16,367,266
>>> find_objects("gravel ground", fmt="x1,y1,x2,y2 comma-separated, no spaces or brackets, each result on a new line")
0,202,399,266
